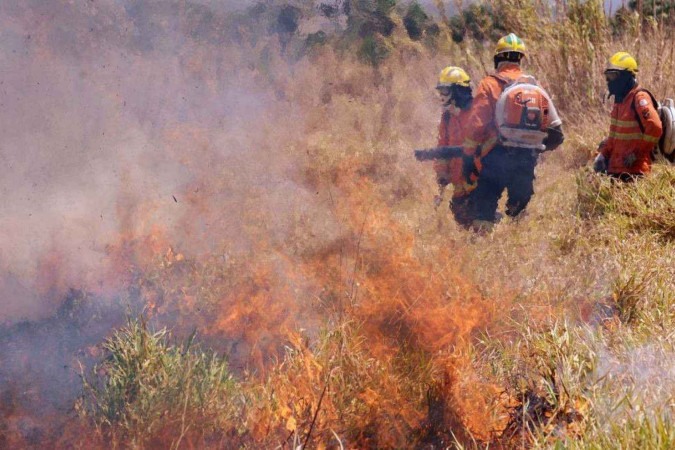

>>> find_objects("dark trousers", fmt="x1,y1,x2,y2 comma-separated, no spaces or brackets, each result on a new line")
469,145,538,221
450,195,473,228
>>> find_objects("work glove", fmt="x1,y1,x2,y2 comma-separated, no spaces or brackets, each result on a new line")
623,152,637,168
593,154,607,173
543,125,564,151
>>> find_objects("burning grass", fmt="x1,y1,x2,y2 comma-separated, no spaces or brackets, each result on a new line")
2,1,675,448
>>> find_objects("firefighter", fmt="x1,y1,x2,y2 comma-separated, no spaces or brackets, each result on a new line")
593,52,663,180
433,66,479,228
461,33,564,229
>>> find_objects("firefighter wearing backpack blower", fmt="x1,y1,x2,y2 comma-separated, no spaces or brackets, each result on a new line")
432,66,479,228
462,33,564,228
593,52,663,180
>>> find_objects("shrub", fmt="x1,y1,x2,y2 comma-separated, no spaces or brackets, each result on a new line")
276,5,302,34
403,2,430,41
78,318,241,447
358,35,391,66
448,3,505,43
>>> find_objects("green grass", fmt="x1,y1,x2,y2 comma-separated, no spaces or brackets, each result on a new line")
78,318,242,448
550,414,675,449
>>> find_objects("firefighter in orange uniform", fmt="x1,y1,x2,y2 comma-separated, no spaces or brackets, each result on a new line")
593,52,663,180
433,66,479,228
462,33,564,227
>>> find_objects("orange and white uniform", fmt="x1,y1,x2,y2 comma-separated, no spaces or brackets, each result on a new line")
460,62,562,221
599,85,662,175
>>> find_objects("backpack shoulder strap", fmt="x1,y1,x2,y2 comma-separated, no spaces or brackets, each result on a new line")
631,88,659,133
489,73,511,86
632,88,659,109
490,73,538,86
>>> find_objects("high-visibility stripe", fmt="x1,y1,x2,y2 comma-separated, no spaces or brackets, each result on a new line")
609,131,660,143
483,137,498,152
474,137,498,158
609,126,642,134
609,131,642,140
610,118,639,127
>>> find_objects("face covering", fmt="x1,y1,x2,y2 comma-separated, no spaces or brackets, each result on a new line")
438,86,473,112
437,86,452,107
452,87,473,110
607,71,636,102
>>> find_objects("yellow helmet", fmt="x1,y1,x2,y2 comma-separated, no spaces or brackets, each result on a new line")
606,51,638,75
494,33,527,56
437,66,471,89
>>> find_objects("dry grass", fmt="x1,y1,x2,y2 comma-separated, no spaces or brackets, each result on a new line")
65,1,675,448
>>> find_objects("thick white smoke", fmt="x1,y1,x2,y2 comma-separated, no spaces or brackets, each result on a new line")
0,0,318,323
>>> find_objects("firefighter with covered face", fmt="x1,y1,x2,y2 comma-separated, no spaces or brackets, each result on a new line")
433,66,479,228
462,33,564,228
593,52,663,180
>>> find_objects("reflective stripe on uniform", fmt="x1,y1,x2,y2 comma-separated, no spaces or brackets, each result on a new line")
609,131,660,143
610,117,640,127
602,85,663,174
479,136,498,156
463,138,479,147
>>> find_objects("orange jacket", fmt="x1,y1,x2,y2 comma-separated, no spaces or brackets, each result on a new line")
434,106,475,197
599,85,663,175
462,63,524,160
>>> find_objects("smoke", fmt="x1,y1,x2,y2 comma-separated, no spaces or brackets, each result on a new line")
0,1,498,446
0,1,340,446
596,343,675,416
0,0,309,323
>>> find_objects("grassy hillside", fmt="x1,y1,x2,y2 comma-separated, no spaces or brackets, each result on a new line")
1,1,674,448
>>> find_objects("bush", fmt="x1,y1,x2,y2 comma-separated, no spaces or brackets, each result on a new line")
627,0,675,24
448,3,505,43
305,30,328,49
403,2,430,41
78,318,241,447
276,5,302,34
358,35,391,66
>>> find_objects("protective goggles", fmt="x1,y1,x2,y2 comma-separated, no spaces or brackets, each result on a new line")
604,70,621,82
436,86,452,96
